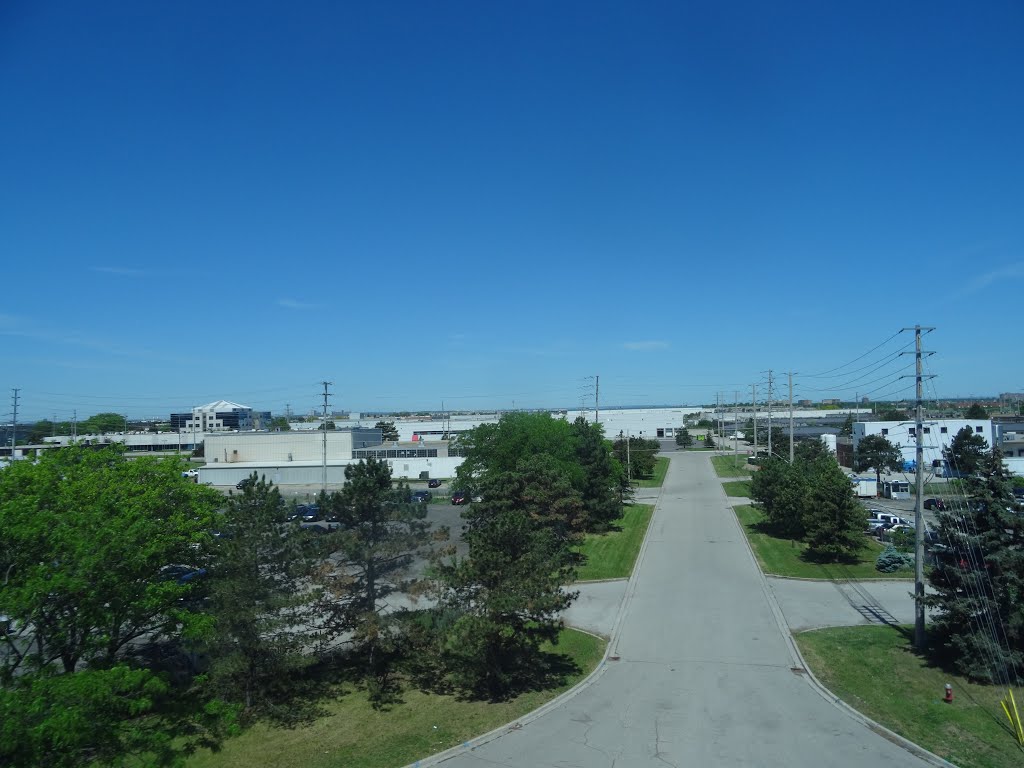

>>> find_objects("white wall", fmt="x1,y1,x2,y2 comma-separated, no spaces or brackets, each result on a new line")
199,456,464,486
853,419,994,470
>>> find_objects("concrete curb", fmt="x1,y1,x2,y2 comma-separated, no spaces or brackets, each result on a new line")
400,462,670,767
724,486,958,767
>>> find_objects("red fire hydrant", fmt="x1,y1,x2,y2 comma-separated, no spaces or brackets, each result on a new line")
944,683,953,703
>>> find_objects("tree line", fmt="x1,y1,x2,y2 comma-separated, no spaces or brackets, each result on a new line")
0,413,627,765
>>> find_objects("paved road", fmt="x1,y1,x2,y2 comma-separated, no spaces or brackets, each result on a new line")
431,452,930,767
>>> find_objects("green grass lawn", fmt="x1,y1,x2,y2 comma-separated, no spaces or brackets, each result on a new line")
733,504,909,580
575,503,654,581
796,625,1023,768
722,480,752,498
187,629,605,768
711,454,751,477
635,457,669,488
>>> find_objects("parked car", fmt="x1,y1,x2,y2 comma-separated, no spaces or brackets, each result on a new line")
285,508,302,522
235,477,255,490
300,504,320,522
923,498,946,511
451,490,469,505
411,491,432,503
427,479,442,488
160,564,207,585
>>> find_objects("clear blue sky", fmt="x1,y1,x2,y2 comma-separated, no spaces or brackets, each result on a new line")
3,2,1022,421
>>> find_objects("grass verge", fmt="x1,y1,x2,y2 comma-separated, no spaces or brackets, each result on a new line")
733,504,909,580
722,480,752,498
187,629,605,768
575,503,654,581
796,625,1022,768
711,454,751,477
635,457,669,488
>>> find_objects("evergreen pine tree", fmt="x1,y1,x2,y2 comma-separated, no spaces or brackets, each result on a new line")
926,448,1024,682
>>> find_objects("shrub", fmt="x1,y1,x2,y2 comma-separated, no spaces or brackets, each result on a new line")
875,545,913,573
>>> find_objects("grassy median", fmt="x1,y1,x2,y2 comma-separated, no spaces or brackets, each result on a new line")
722,480,752,498
711,454,751,477
575,503,655,581
734,504,907,580
635,456,669,488
187,629,605,768
797,625,1022,768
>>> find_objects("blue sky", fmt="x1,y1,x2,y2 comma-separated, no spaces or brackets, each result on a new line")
2,2,1022,421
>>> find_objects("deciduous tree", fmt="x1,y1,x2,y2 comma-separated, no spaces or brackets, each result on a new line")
0,446,220,680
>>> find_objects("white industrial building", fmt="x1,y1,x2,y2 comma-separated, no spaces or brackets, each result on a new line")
198,427,464,486
852,418,994,473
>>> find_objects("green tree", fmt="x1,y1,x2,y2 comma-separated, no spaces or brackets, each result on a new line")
0,666,174,768
704,430,716,448
675,427,694,448
853,434,904,486
794,438,831,462
839,413,854,437
374,420,400,442
0,446,220,679
803,459,866,562
454,412,621,533
926,448,1024,682
877,407,907,421
314,459,435,692
750,457,810,538
570,417,623,532
78,413,127,434
944,425,989,477
27,419,54,443
433,491,577,700
203,474,319,719
611,436,658,479
454,412,580,493
965,403,989,419
268,416,291,431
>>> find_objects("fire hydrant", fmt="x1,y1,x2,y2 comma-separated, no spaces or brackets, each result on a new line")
944,683,953,703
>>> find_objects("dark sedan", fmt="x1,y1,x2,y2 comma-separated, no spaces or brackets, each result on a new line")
411,491,432,503
451,490,468,505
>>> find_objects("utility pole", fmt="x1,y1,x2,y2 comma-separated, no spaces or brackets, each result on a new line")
320,381,333,494
751,383,758,457
73,409,78,441
716,392,721,443
788,372,796,462
733,390,739,459
902,325,935,650
626,429,631,482
766,370,774,456
595,374,600,425
10,388,19,452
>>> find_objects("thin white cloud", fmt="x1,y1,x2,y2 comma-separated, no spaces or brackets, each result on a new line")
963,262,1024,293
623,340,669,351
91,266,145,276
277,298,320,310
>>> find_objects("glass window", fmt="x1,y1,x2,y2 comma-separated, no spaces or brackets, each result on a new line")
940,427,947,434
881,428,888,435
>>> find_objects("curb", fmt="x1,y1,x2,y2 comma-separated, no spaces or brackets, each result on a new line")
724,485,958,767
401,461,670,767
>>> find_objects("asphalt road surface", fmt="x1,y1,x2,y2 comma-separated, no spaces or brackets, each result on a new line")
429,452,931,767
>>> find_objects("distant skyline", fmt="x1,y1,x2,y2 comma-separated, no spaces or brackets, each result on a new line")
3,2,1022,421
